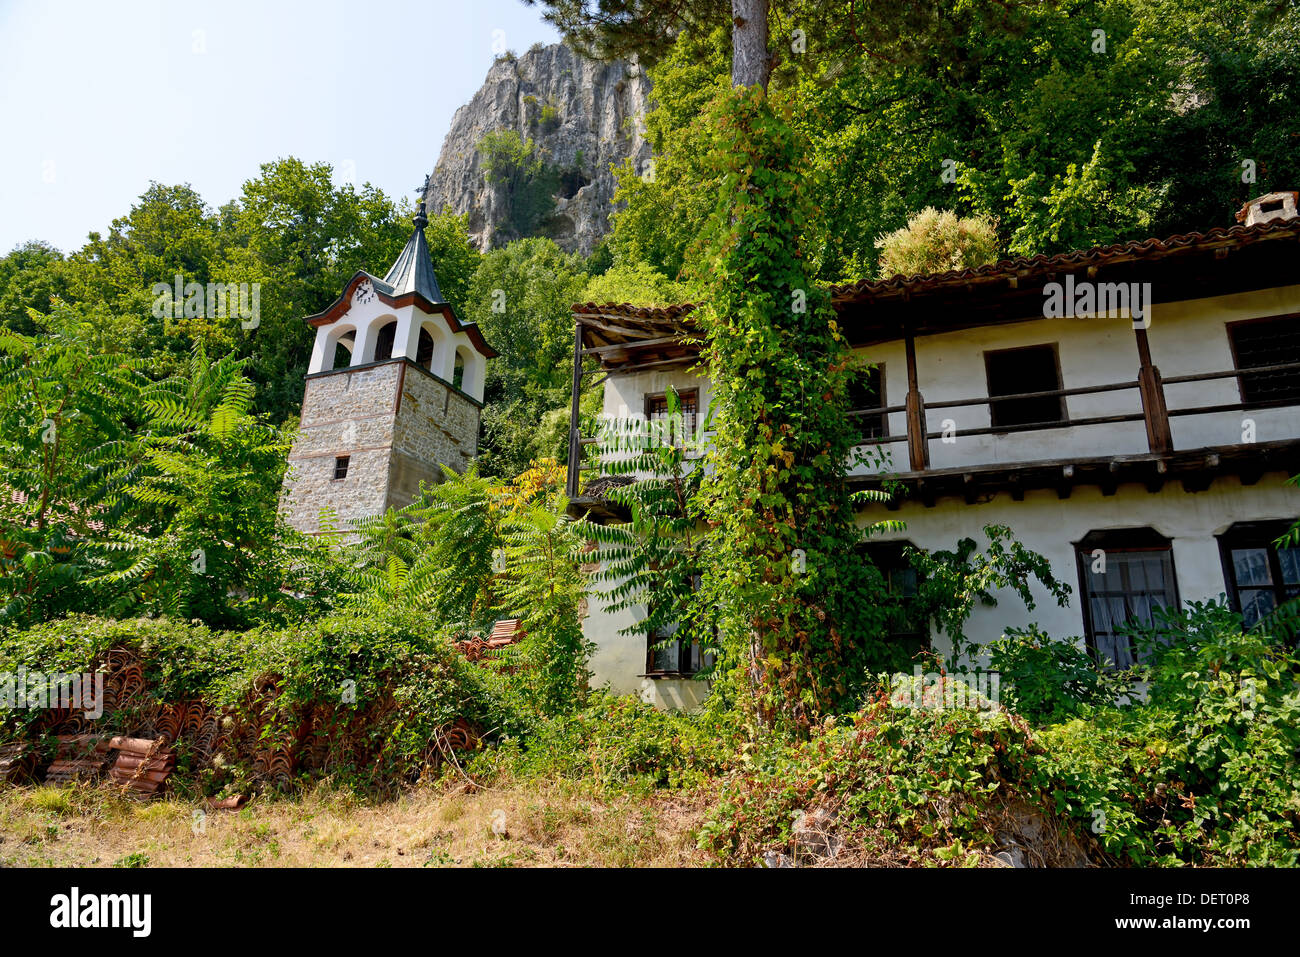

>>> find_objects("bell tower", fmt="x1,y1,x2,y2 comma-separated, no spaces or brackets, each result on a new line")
280,201,496,536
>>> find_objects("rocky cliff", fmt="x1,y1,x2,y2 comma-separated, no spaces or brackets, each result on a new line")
424,42,652,256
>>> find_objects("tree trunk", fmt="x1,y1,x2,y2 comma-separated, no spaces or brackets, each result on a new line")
731,0,770,89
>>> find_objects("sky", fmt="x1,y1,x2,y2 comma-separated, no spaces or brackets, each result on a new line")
0,0,561,253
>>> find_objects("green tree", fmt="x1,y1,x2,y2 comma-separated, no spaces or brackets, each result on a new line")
218,158,410,416
0,324,144,625
464,237,590,476
0,241,69,335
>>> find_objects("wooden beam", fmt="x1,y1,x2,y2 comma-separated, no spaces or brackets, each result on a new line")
566,322,585,499
1134,324,1174,454
904,327,929,471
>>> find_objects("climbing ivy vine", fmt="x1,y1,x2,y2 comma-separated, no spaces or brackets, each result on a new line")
688,86,900,731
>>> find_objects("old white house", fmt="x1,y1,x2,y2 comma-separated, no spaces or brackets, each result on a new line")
566,193,1300,708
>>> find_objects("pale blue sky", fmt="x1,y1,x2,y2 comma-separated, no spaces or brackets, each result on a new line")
0,0,560,253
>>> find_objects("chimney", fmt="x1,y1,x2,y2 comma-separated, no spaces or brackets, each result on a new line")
1235,191,1299,227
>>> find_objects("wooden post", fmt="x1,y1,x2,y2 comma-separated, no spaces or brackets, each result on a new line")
566,320,585,499
904,328,930,471
1134,325,1173,454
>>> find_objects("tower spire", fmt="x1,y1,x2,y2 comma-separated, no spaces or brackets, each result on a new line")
382,186,443,303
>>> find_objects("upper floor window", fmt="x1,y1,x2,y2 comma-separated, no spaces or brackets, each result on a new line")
1227,315,1300,407
332,455,350,480
1217,521,1300,629
848,365,887,442
984,344,1065,430
1075,527,1178,670
646,388,698,441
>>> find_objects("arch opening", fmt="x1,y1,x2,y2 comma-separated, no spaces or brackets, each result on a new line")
452,348,468,391
416,327,435,367
373,320,398,362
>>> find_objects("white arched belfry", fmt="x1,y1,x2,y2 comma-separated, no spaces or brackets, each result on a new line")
301,201,496,401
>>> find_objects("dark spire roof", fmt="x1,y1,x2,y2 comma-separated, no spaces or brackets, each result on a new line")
380,200,445,303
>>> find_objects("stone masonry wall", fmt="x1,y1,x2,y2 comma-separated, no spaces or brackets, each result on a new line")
389,364,481,509
281,360,482,535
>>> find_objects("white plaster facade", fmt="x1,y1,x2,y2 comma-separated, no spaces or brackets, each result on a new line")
578,282,1300,706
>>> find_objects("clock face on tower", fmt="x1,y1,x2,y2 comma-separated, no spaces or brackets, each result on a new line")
353,279,376,306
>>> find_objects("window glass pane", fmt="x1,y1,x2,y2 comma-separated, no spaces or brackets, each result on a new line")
1240,589,1276,628
1279,547,1300,585
892,567,918,597
1232,548,1273,587
1229,317,1300,405
1081,544,1173,667
1093,632,1132,670
651,640,680,673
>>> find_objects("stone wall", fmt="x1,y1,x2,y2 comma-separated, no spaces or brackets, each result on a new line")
280,360,482,535
390,364,482,508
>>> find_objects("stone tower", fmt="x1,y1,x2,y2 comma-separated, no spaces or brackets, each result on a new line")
280,202,496,536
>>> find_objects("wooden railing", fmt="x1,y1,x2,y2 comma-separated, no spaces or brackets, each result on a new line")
850,361,1300,472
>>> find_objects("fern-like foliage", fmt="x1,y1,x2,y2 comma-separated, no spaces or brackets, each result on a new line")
575,386,718,670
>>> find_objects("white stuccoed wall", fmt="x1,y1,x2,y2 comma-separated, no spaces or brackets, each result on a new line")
580,283,1300,700
861,474,1300,665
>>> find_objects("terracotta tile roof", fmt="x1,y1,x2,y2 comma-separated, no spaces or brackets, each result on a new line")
829,216,1300,303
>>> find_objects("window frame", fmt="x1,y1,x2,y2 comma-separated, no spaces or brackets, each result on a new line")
642,570,715,678
860,539,929,649
1215,519,1300,628
1073,527,1180,669
644,387,700,444
849,363,887,442
983,343,1067,431
332,455,350,480
645,625,705,677
1225,313,1300,409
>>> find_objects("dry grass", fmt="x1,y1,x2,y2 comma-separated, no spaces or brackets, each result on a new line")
0,777,711,868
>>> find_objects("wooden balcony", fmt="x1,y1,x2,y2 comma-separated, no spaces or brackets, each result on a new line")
565,297,1300,514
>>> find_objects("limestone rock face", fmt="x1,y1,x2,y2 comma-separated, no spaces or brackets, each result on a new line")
424,42,652,255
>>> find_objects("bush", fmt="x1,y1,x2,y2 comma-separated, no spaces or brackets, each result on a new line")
701,602,1300,867
986,625,1132,725
475,692,740,792
874,207,1000,279
698,700,1046,867
0,612,511,788
1033,602,1300,865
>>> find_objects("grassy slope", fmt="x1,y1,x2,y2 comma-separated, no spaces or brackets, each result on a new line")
0,780,708,868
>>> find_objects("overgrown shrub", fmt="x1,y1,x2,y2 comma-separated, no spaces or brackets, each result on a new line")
1033,603,1300,865
0,612,510,788
698,699,1047,867
474,692,740,792
986,625,1132,725
701,602,1300,867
